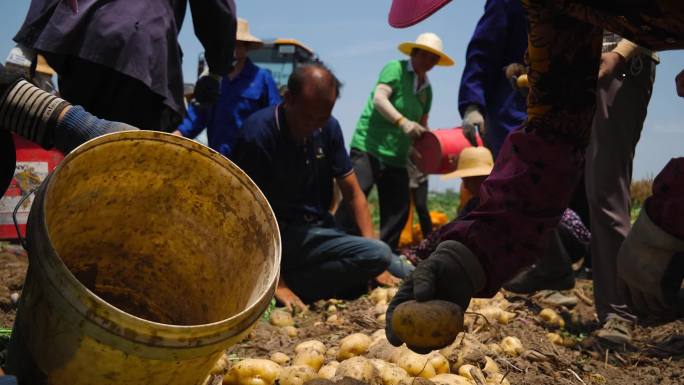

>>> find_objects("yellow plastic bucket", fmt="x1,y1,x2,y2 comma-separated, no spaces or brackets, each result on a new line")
6,131,281,385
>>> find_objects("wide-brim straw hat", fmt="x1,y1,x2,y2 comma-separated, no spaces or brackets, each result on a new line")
389,0,451,28
441,146,494,179
236,18,263,49
398,32,454,66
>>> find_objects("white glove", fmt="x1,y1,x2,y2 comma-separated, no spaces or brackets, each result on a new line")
617,210,684,318
399,118,428,139
462,105,485,145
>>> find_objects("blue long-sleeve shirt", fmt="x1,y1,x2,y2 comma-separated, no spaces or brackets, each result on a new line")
178,59,281,156
458,0,528,157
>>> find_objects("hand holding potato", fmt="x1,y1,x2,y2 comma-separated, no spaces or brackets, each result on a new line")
385,241,486,352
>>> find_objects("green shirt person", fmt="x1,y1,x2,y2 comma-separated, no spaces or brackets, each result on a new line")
337,33,453,252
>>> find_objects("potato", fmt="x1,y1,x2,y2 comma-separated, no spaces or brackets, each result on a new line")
395,349,437,378
473,307,516,325
499,337,523,357
328,305,338,313
283,326,299,338
481,357,499,375
377,313,387,322
296,340,327,355
546,333,577,347
277,365,318,385
370,287,390,305
391,300,464,352
371,329,387,343
398,378,436,385
327,314,342,325
334,356,381,385
211,353,231,375
318,362,339,380
223,359,282,385
326,347,339,361
294,349,325,371
271,352,291,366
370,359,410,385
271,309,295,327
337,333,373,361
374,302,389,316
539,308,565,328
485,373,509,385
428,353,450,374
486,344,502,356
430,374,474,385
457,365,486,385
387,287,399,301
367,338,402,363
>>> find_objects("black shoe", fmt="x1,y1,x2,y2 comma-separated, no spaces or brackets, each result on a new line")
503,264,575,294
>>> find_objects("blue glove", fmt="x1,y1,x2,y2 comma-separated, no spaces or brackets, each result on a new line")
54,106,137,154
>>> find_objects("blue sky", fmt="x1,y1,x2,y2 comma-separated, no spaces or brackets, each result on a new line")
2,1,683,191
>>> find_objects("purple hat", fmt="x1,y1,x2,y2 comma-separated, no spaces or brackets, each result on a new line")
388,0,451,28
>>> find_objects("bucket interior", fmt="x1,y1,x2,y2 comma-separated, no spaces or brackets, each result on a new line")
43,134,279,325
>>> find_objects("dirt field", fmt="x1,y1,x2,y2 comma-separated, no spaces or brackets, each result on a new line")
1,243,682,385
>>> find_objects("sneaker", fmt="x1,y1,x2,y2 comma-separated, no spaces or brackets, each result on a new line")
595,314,633,345
533,290,579,308
503,264,575,294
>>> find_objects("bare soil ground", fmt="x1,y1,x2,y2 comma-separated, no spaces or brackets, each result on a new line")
1,243,682,385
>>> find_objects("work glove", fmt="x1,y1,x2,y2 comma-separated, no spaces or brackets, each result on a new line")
399,118,428,139
385,240,486,353
504,63,529,98
462,105,484,147
194,74,222,106
617,210,684,319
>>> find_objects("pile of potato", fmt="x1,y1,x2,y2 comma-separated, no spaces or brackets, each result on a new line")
214,324,521,385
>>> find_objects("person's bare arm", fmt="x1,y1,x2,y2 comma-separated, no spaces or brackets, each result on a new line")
274,275,308,314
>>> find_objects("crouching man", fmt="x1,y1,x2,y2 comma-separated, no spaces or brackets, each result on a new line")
233,64,399,312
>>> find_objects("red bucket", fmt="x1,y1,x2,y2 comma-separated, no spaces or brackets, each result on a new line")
412,127,483,174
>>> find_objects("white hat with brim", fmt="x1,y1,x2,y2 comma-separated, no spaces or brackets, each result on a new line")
236,18,264,49
440,147,494,180
398,32,454,66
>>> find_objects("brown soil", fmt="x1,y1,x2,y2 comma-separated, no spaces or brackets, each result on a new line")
0,246,681,385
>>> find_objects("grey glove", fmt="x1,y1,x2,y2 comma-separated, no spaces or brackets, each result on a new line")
617,210,684,318
399,118,428,139
462,105,484,146
385,240,486,353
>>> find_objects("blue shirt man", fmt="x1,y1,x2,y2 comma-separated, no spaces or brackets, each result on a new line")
458,0,528,157
178,58,280,156
232,64,397,311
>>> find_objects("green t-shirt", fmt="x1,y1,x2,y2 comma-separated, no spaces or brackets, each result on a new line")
351,60,432,167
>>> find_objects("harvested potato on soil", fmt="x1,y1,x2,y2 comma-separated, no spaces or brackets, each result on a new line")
472,307,516,325
398,378,436,385
223,359,282,385
387,287,398,301
485,373,509,385
371,329,387,343
391,300,464,352
539,308,565,329
499,337,523,357
277,365,318,385
370,359,410,385
370,287,390,305
334,356,381,385
211,353,231,375
318,362,340,380
395,349,437,378
294,349,325,371
283,326,299,338
428,353,450,374
296,340,327,355
481,357,499,375
337,333,373,361
486,344,502,356
546,332,577,347
430,373,474,385
457,364,485,384
271,309,295,327
367,338,402,362
326,314,342,325
271,352,291,366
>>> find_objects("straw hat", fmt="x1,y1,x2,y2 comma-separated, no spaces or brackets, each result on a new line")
236,18,263,48
398,32,454,66
389,0,451,28
441,147,494,179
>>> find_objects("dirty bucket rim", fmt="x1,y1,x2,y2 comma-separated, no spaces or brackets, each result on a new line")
34,131,281,345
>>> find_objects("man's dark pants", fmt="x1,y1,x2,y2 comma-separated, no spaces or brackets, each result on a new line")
336,148,410,252
281,223,392,304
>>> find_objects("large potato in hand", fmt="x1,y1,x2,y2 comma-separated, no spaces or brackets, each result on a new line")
391,300,464,352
